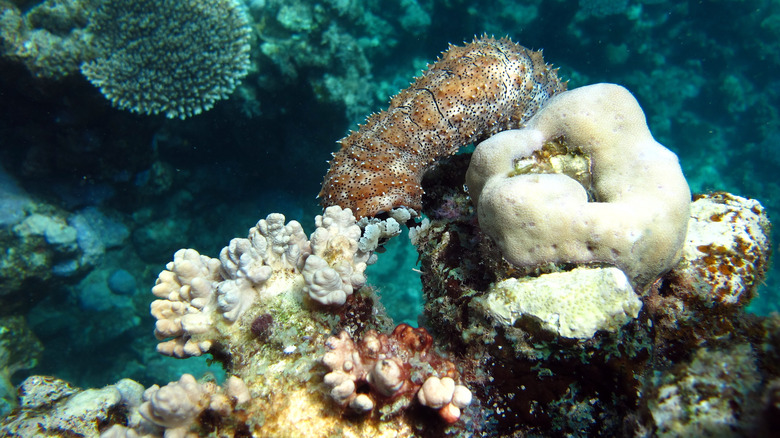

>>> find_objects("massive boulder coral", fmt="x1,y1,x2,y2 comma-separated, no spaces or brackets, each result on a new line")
319,36,566,218
412,137,773,436
466,83,691,287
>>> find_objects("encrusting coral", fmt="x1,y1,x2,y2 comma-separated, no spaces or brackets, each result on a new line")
319,35,566,218
466,83,691,287
0,0,98,79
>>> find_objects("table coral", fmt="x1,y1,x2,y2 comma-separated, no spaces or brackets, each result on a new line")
319,35,566,218
81,0,252,119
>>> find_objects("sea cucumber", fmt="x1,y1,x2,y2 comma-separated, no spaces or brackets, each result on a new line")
319,36,566,218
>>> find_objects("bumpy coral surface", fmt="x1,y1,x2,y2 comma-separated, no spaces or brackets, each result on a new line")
466,83,691,287
667,192,772,306
319,36,566,218
476,266,642,339
0,0,97,79
413,148,775,436
151,207,376,358
322,323,471,422
139,206,476,436
80,0,252,119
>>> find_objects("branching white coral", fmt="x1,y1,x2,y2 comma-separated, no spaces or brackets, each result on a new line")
217,213,310,320
151,208,381,356
151,249,223,358
303,206,372,305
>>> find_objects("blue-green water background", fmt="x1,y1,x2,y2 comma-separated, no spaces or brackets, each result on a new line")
0,0,777,393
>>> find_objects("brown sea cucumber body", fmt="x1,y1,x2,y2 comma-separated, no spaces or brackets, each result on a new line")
319,36,566,219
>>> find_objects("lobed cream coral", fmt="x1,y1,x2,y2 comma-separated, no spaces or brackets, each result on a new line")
466,83,691,287
101,374,250,438
151,207,380,358
217,213,310,320
151,248,222,358
303,206,373,305
417,376,472,423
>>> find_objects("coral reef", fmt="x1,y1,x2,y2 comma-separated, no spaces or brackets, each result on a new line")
0,0,97,79
319,36,566,218
248,0,434,123
81,0,252,119
150,206,381,357
465,83,691,287
1,4,779,435
0,201,122,314
0,316,42,416
322,323,471,422
2,207,475,436
0,375,138,437
412,144,773,435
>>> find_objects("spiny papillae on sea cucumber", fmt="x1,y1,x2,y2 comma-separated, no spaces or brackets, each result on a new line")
319,36,566,219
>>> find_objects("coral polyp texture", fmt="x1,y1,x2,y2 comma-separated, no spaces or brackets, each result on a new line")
80,0,252,119
322,323,472,422
466,83,691,287
151,206,379,358
319,36,566,218
667,192,772,306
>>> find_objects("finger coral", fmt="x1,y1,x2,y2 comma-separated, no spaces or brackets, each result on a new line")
319,35,566,218
322,323,471,421
466,83,691,287
151,207,380,358
80,0,252,119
